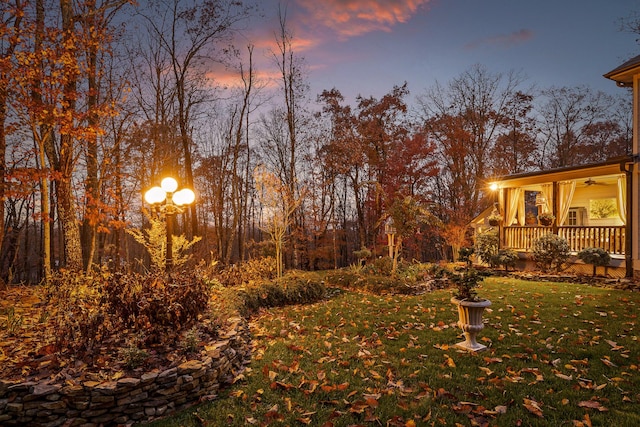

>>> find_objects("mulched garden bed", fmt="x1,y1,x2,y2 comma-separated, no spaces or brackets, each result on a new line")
0,284,220,385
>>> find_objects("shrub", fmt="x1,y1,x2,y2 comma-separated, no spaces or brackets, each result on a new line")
119,345,148,369
426,263,450,279
324,269,361,288
449,266,488,301
398,262,433,284
458,247,474,266
44,270,108,353
353,247,372,265
577,247,611,276
475,231,499,267
216,256,278,287
493,249,518,271
237,271,326,316
102,272,210,342
532,233,570,273
126,213,201,271
46,269,211,354
355,275,402,294
362,256,394,276
1,307,23,336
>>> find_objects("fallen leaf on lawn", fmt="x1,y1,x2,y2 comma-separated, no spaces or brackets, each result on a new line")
600,357,617,368
271,381,294,390
571,359,589,366
494,405,508,414
521,367,544,383
523,398,543,417
554,372,573,381
478,367,494,376
443,355,456,368
369,370,383,380
296,411,316,425
605,339,625,351
578,401,608,412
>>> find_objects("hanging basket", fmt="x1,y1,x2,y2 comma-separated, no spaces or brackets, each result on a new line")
538,214,555,226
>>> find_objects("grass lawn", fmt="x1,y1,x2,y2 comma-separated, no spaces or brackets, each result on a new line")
148,277,640,426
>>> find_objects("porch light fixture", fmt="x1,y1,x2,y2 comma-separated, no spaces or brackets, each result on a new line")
144,177,195,272
489,182,499,192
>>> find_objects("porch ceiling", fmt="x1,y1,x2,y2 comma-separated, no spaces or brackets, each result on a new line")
492,161,628,189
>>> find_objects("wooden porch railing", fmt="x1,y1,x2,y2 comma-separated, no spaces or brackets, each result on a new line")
503,226,625,255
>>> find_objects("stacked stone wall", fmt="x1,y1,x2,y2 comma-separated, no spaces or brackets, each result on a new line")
0,317,251,426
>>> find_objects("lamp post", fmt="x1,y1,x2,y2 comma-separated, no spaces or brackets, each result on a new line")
144,177,195,272
385,217,396,259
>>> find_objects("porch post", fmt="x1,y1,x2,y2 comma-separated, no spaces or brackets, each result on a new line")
498,189,504,249
633,73,640,278
552,181,559,234
624,162,633,277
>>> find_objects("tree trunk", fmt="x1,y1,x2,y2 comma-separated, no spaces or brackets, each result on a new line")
83,32,99,273
56,0,82,270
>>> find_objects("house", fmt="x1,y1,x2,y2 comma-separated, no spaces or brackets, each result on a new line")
472,55,640,278
473,157,632,277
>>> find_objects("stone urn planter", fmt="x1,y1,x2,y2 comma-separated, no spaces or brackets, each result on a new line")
451,297,492,352
448,255,491,352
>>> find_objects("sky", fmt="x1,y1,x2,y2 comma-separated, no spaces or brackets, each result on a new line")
228,0,640,105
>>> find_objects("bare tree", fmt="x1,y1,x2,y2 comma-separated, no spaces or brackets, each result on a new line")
537,86,615,168
254,164,300,278
138,0,254,237
0,1,25,256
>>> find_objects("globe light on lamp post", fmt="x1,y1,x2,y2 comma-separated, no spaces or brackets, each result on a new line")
144,177,195,272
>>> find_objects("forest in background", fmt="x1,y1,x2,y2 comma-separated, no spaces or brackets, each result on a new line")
0,0,638,284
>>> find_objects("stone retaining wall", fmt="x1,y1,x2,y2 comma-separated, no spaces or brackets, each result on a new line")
0,317,252,426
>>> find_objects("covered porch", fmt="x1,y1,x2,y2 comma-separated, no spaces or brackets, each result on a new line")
475,157,633,276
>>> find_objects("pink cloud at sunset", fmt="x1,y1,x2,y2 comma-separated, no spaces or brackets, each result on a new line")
464,29,535,50
295,0,432,38
222,0,636,103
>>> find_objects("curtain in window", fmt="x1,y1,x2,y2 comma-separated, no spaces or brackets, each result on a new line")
558,180,576,226
617,175,627,224
505,188,523,226
539,184,553,213
518,190,525,226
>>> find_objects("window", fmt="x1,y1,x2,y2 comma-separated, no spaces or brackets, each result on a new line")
567,208,584,226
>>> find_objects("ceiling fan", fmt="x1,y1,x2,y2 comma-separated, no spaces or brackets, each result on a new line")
584,178,605,186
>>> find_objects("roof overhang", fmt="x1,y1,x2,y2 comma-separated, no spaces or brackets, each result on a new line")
603,55,640,88
491,156,633,189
